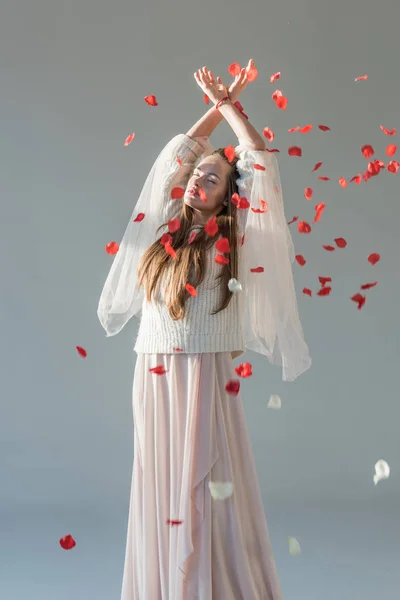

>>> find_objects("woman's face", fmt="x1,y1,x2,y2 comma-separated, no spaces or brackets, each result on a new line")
184,155,232,225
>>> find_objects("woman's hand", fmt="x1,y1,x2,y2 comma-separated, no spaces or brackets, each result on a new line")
194,67,230,106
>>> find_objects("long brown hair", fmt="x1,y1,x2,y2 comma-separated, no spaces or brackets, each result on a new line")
137,148,241,320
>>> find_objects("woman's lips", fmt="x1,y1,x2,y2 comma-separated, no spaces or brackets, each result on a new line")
188,189,200,197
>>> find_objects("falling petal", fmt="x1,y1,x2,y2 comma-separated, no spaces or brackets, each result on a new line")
275,95,288,110
300,124,313,134
318,125,331,131
76,346,87,358
303,288,312,296
150,365,168,375
314,203,326,223
304,187,313,201
186,283,198,297
228,278,242,292
361,145,375,159
368,253,380,265
317,286,332,296
144,94,158,106
298,221,311,234
312,162,323,172
288,146,302,157
288,537,301,556
287,216,299,225
339,177,348,188
263,127,275,142
224,145,236,163
323,245,335,252
225,379,240,396
247,64,258,82
355,74,368,81
374,459,390,485
124,133,135,146
295,254,306,266
380,125,396,136
228,62,242,77
235,362,253,378
334,238,347,248
351,293,366,310
105,241,119,255
386,144,397,157
361,281,377,290
319,276,332,286
387,160,399,174
250,266,264,273
204,94,210,105
59,535,76,550
317,176,330,181
288,126,301,133
171,187,185,199
209,481,234,500
268,394,282,409
168,218,181,233
270,72,281,83
351,174,362,185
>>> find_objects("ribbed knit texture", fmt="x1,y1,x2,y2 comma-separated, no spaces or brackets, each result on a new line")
134,150,255,355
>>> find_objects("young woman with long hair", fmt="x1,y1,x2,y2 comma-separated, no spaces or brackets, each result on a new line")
98,59,311,599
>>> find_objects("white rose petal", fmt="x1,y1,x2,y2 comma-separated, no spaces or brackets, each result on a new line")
208,481,234,500
288,537,301,556
228,278,242,293
268,394,282,410
374,459,390,485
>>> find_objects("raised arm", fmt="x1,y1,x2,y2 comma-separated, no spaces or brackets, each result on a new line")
191,63,266,151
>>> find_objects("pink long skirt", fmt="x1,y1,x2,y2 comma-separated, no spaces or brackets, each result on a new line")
121,352,283,600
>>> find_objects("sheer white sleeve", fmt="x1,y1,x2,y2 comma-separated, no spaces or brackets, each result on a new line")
235,144,312,382
97,134,207,337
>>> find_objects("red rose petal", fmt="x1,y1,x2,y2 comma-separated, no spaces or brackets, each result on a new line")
334,237,347,248
304,187,313,201
339,177,348,188
368,253,380,265
303,288,312,296
361,144,375,159
166,519,183,527
105,241,119,255
225,379,240,396
300,124,313,134
380,125,396,136
317,286,332,296
351,174,362,185
164,242,177,258
318,125,331,131
199,188,207,203
386,144,397,157
323,245,335,252
228,62,241,77
270,72,281,83
263,127,275,142
247,65,258,82
295,254,306,266
144,95,158,106
355,74,368,81
59,535,76,550
215,237,231,253
235,361,253,378
318,176,331,181
288,126,301,133
215,254,230,265
266,148,280,153
149,365,167,375
254,163,266,171
288,146,302,157
224,145,236,163
168,218,181,233
204,94,210,105
76,346,87,358
351,293,366,310
361,281,377,290
171,187,185,199
298,221,311,234
251,199,268,213
204,216,219,236
124,133,135,146
133,212,145,222
319,276,332,286
312,162,323,172
275,95,288,110
287,216,299,225
250,266,264,273
314,202,326,223
185,283,198,296
387,160,399,174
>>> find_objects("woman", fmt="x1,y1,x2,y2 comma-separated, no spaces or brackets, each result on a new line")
98,60,311,599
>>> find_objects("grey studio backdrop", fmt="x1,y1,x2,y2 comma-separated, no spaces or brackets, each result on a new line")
1,0,399,598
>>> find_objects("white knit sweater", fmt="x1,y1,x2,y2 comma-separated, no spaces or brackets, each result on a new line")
134,136,254,355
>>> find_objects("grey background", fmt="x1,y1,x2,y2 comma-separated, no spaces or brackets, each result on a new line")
1,0,399,598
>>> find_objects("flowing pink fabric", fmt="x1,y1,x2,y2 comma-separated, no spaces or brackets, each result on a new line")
121,351,283,600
